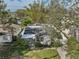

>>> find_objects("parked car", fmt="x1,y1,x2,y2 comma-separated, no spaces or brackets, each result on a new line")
20,25,51,46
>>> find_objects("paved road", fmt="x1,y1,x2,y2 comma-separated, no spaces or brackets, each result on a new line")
57,47,67,59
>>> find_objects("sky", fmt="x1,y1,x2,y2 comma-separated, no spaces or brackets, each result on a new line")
4,0,79,12
4,0,49,12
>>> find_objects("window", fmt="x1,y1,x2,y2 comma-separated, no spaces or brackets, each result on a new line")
24,30,35,34
24,28,43,34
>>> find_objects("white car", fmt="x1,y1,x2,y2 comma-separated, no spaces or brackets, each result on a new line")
20,25,51,45
21,26,43,39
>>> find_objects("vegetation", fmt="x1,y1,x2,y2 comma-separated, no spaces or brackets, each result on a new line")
11,37,30,55
16,0,48,23
67,37,79,59
25,48,60,59
16,9,27,19
52,40,62,48
21,17,32,26
0,37,30,59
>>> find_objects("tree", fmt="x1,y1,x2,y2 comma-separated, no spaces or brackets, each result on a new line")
46,0,78,40
69,7,79,27
25,0,48,23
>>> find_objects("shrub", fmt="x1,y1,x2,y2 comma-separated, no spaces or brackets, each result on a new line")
21,17,32,26
11,37,30,55
52,40,62,47
67,37,79,59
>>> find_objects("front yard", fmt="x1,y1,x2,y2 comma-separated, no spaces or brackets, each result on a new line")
24,48,60,59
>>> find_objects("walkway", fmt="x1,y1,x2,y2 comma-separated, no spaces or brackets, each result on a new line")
57,47,67,59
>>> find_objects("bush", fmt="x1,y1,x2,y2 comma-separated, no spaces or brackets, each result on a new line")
21,17,32,26
0,37,30,59
11,37,30,55
52,40,62,47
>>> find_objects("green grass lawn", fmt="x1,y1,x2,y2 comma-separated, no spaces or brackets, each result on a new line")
24,48,60,59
